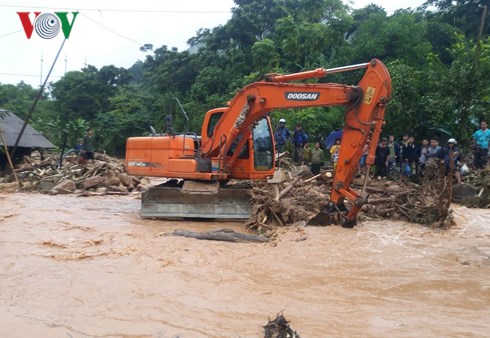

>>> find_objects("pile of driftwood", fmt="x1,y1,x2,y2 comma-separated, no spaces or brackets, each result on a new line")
245,166,328,233
0,151,148,195
458,168,490,208
246,158,452,232
361,158,451,227
263,312,300,338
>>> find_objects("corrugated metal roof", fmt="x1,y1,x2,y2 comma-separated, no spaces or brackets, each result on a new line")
0,109,55,148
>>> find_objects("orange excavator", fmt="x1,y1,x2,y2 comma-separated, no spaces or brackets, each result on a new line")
125,59,391,226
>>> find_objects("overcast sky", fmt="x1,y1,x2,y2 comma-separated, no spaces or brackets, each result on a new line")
0,0,426,88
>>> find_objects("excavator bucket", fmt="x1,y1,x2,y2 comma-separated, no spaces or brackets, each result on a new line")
141,180,251,219
307,210,341,226
307,204,356,228
307,211,357,228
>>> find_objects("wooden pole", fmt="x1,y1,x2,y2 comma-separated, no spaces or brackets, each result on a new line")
448,151,454,207
0,125,20,187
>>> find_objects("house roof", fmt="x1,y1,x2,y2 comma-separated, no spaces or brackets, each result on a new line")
0,109,55,148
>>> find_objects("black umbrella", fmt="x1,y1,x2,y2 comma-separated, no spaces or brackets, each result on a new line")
413,126,452,144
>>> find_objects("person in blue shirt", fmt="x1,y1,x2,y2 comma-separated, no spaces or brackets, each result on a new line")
73,139,83,153
472,120,490,169
274,118,291,154
292,123,308,164
64,138,83,157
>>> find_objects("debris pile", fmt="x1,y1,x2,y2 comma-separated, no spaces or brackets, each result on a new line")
459,168,490,208
361,159,451,227
246,158,452,232
245,166,328,232
263,312,300,338
0,151,149,195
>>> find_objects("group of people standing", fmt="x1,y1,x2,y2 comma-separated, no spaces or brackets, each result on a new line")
274,119,308,161
367,121,490,184
372,135,462,183
274,119,490,182
274,119,325,174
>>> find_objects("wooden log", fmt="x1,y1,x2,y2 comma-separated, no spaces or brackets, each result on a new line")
271,210,284,227
165,229,269,243
365,186,387,194
276,176,301,201
273,185,280,201
368,196,396,204
304,173,321,183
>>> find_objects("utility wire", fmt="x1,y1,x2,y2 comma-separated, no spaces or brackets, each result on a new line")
0,30,22,38
0,12,143,47
79,13,142,46
1,4,227,81
0,4,230,14
0,72,63,78
0,12,144,79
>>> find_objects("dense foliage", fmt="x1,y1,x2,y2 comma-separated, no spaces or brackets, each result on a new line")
1,0,489,155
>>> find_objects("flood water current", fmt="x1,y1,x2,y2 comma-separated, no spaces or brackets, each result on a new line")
1,192,489,337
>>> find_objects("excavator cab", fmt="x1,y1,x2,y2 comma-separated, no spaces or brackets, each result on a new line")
227,117,275,178
252,118,274,171
201,108,275,180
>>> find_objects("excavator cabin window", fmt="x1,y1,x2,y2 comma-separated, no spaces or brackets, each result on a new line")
252,118,273,171
206,112,223,138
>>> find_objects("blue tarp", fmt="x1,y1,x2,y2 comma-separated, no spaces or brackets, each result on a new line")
323,129,342,150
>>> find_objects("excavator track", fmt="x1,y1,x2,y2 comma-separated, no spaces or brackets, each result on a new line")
141,180,251,219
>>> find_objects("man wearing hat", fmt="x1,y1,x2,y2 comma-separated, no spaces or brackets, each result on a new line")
444,138,463,185
274,118,291,154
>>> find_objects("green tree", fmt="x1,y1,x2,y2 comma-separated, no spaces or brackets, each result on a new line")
383,61,425,137
0,82,39,119
251,38,280,73
422,0,489,39
93,85,154,155
420,36,490,142
0,82,58,145
344,10,431,66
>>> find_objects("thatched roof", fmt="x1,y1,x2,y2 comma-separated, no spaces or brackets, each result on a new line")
0,109,55,148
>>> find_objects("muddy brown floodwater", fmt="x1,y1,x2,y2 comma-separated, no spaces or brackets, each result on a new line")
1,192,490,337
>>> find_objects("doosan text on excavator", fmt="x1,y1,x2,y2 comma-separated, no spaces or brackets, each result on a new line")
125,59,392,227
